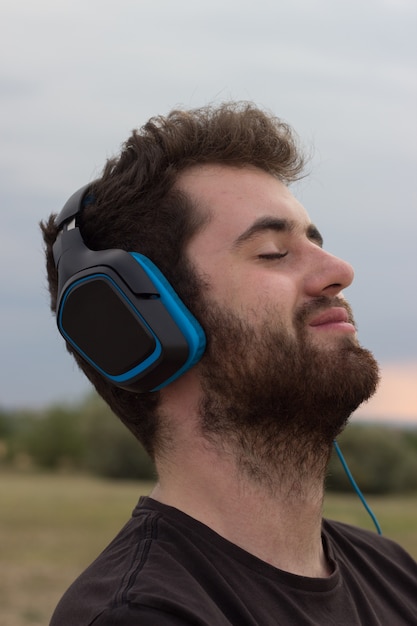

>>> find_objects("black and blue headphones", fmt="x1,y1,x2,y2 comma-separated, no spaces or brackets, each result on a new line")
52,184,206,393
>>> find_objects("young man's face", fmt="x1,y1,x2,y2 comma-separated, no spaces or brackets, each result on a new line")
175,164,379,465
180,164,356,349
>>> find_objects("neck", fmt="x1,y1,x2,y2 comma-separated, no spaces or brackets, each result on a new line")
151,425,331,578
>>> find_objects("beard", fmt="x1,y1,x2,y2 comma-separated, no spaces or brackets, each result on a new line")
194,295,380,490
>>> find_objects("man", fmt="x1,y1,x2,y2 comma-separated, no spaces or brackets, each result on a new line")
42,102,416,625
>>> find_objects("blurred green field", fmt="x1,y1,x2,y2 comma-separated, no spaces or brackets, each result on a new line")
0,472,416,626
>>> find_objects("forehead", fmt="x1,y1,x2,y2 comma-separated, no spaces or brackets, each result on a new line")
177,164,311,252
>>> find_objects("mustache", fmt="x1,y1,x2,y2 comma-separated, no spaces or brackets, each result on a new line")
295,296,356,328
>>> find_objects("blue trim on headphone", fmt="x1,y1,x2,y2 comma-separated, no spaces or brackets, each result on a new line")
58,273,163,384
130,253,206,390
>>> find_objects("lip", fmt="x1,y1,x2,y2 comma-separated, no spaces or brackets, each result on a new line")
308,307,356,332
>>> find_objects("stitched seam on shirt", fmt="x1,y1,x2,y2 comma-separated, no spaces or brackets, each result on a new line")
114,511,159,607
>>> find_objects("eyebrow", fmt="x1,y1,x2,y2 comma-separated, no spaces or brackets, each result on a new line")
232,216,324,249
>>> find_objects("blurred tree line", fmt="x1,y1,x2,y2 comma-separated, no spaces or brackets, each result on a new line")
0,393,155,480
1,393,417,493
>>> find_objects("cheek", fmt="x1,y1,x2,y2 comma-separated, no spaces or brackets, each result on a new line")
210,269,300,325
205,269,245,311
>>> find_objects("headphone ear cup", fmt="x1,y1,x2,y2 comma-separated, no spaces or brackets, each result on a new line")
56,250,206,392
58,271,158,378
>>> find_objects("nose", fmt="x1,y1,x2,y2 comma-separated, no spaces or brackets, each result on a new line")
304,247,354,298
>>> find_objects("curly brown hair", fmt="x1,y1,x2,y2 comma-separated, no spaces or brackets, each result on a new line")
40,101,305,457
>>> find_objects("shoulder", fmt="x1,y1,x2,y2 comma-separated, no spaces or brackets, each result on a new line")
50,499,165,626
323,518,417,571
50,497,222,626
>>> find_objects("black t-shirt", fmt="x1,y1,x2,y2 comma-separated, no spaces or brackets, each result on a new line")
50,496,417,625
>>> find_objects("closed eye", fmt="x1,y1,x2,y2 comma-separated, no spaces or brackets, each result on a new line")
258,251,288,260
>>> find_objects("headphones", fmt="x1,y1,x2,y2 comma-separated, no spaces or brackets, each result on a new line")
52,184,206,393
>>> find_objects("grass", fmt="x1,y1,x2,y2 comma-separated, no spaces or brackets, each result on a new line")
0,472,416,626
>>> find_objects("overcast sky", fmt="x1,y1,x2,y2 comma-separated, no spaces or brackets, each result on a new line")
1,0,416,411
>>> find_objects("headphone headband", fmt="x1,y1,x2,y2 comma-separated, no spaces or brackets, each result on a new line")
55,183,93,229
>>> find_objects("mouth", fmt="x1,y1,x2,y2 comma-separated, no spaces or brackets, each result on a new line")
308,307,356,333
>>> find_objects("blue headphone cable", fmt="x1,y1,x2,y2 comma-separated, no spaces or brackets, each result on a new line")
332,440,382,535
